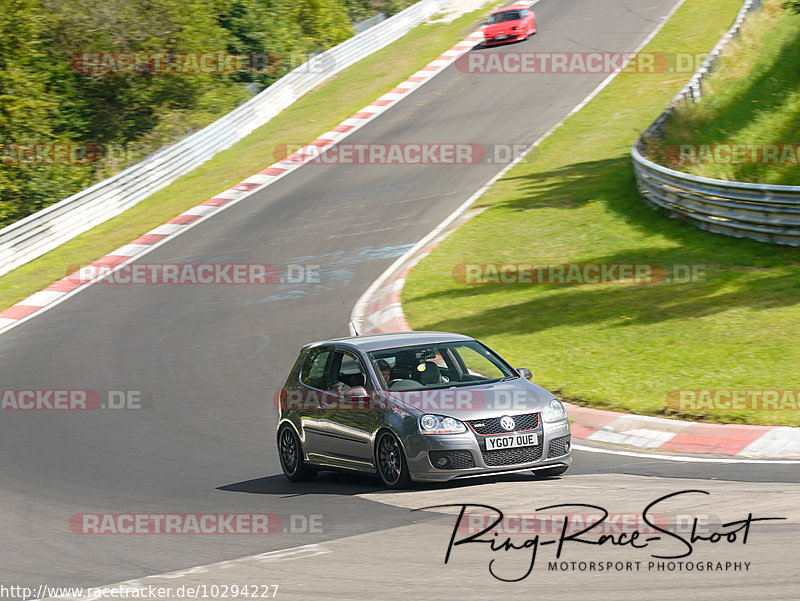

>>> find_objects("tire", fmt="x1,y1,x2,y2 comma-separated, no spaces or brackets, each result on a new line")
375,431,412,489
278,425,316,482
533,465,569,478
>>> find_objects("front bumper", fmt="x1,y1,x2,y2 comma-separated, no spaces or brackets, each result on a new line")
483,32,525,45
403,418,572,482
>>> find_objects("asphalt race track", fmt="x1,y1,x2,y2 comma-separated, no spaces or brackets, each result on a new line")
1,0,797,597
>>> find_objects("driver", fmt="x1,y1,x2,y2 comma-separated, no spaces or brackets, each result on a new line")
376,359,392,388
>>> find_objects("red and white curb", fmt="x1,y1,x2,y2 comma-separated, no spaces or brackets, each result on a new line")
0,4,521,336
566,403,800,459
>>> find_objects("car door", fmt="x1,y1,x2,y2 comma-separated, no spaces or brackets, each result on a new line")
314,348,379,470
294,345,338,457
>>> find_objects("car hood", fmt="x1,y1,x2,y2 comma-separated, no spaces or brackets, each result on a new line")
384,378,556,422
485,21,523,35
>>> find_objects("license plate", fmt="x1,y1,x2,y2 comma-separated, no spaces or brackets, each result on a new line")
496,34,507,40
485,432,538,451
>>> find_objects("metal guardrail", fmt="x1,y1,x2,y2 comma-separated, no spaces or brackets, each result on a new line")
631,0,800,247
0,0,452,277
355,12,388,34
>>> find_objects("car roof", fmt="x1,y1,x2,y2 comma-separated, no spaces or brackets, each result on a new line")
304,331,476,353
491,7,523,14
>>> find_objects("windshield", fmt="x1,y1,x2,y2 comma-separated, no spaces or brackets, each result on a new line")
368,340,517,391
488,10,522,24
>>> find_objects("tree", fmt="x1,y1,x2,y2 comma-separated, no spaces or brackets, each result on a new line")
219,0,309,88
1,0,366,228
0,0,90,227
293,0,353,51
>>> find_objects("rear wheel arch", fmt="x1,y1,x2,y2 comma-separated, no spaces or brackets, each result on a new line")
277,421,316,482
278,418,304,445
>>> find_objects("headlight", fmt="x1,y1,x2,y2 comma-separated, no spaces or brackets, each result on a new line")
542,398,567,423
419,414,467,435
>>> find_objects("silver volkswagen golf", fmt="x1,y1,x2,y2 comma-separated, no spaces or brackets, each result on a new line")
276,331,572,488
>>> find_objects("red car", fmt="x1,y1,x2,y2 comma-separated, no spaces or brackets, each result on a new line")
483,6,537,46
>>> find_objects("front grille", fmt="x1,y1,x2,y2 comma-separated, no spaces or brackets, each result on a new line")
468,412,539,436
547,435,571,458
482,444,542,467
429,450,475,470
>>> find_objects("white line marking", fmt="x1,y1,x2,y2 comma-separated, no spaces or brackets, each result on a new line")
254,544,332,562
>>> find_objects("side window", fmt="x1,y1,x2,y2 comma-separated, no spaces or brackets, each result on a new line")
301,348,332,389
333,351,367,390
455,345,507,380
519,9,527,17
431,350,448,369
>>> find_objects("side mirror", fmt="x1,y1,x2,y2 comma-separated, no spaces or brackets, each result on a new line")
516,367,533,380
343,386,369,402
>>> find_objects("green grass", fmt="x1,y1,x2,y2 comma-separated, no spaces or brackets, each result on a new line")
654,0,800,184
403,0,800,426
0,0,504,310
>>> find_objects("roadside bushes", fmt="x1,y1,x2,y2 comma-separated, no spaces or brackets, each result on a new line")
0,0,392,228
